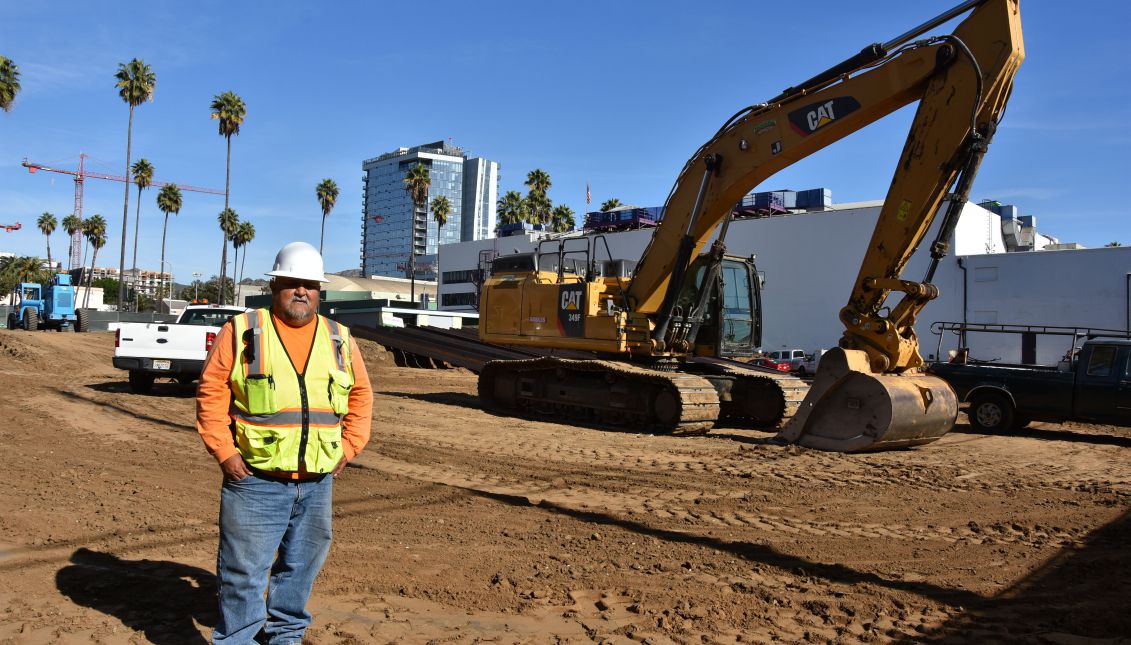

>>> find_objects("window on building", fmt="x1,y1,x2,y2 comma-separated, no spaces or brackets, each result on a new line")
441,292,479,307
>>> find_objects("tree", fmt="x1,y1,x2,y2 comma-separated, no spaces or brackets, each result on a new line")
550,204,576,233
233,221,256,303
524,168,552,196
92,277,120,302
156,183,182,297
129,158,154,282
62,214,83,271
524,169,553,226
600,198,622,211
0,55,20,112
525,192,552,226
402,163,431,303
1,257,52,305
497,191,529,227
316,178,340,254
430,195,451,282
37,212,57,269
114,58,156,312
178,275,233,305
13,256,45,283
217,208,240,304
1105,241,1122,247
210,90,247,302
82,215,108,308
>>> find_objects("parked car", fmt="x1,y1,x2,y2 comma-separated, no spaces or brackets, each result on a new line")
112,303,250,393
768,348,807,372
752,356,791,372
794,349,828,377
928,334,1131,432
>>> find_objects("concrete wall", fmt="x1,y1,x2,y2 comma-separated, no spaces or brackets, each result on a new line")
925,247,1131,365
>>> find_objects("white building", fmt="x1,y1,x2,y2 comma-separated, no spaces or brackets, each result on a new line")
436,199,1130,365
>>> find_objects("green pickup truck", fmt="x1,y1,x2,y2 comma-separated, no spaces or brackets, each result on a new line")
926,325,1131,432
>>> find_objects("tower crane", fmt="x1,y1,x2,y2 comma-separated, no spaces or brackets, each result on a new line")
1,223,21,233
22,153,224,270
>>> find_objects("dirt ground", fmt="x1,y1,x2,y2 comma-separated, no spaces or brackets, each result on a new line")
0,330,1127,644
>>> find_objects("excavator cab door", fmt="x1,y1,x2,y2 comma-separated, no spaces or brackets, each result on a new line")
718,259,760,357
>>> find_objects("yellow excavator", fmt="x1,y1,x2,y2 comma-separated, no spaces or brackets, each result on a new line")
478,0,1023,452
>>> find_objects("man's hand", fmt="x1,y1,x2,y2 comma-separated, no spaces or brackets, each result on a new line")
220,454,252,481
332,457,348,478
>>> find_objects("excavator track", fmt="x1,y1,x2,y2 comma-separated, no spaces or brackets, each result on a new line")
690,359,810,428
478,357,720,436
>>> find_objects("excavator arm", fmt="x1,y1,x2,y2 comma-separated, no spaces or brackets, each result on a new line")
632,0,1021,341
627,0,1022,450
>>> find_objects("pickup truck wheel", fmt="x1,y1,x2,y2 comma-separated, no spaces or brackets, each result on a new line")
128,371,155,394
967,392,1014,433
796,366,807,377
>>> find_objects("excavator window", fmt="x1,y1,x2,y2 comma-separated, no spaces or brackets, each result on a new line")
720,261,755,354
491,254,535,273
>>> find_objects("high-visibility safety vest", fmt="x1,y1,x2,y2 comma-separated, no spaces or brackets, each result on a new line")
228,308,354,474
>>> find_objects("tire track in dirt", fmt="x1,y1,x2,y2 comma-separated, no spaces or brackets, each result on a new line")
356,453,1090,550
383,421,1131,498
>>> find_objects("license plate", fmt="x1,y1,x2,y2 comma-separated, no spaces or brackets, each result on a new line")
152,360,172,370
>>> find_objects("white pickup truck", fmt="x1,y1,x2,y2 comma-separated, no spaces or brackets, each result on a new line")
112,304,250,393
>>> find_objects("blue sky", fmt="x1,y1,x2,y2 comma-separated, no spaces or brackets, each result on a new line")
1,1,1128,281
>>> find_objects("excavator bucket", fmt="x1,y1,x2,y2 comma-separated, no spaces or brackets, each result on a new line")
776,348,957,452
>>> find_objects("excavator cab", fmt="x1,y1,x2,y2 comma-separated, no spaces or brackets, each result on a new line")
674,255,762,359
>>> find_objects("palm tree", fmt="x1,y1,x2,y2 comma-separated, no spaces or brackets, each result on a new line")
402,163,431,303
525,192,551,226
62,214,83,271
217,208,239,304
14,256,43,283
600,198,622,211
524,169,553,226
82,215,108,308
129,158,154,286
114,58,156,311
430,195,451,283
550,204,576,233
37,212,57,269
233,221,255,303
156,183,182,297
0,56,20,112
315,178,340,254
525,169,551,195
496,191,529,227
210,91,247,299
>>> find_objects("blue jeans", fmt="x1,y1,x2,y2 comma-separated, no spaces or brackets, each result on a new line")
212,472,333,645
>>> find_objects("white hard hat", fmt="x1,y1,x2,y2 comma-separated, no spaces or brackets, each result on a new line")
266,241,329,283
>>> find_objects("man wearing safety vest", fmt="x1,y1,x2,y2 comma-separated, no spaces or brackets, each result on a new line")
196,241,374,644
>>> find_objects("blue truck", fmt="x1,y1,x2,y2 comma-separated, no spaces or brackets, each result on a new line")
926,323,1131,432
7,274,78,332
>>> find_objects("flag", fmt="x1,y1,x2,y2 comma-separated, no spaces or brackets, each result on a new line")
586,182,591,205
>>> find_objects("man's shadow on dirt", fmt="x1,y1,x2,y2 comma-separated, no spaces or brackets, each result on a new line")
56,548,215,644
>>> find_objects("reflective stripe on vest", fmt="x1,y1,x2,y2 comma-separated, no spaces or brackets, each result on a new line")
229,309,354,473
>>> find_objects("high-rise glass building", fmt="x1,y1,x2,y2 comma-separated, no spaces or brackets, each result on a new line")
361,141,499,280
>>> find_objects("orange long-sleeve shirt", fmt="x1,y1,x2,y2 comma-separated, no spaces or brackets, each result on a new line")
196,313,374,472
